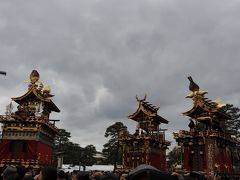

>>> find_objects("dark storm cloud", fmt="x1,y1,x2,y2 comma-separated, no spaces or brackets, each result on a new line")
0,0,240,150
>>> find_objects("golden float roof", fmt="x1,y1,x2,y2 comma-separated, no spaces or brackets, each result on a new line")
183,77,229,119
128,95,168,124
12,87,60,113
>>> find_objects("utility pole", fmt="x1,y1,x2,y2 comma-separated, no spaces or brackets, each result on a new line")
0,71,6,138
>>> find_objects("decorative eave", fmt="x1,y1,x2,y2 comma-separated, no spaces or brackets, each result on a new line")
183,105,207,118
119,134,171,146
184,76,228,120
39,120,59,134
12,87,60,113
128,99,168,124
173,130,238,145
128,102,156,120
156,115,168,124
183,100,229,120
0,115,59,133
12,87,48,102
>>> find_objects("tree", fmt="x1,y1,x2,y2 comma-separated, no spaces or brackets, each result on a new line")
167,146,182,171
102,122,127,165
63,142,83,165
221,104,240,168
221,104,240,138
54,129,71,151
54,129,80,165
54,129,71,164
54,128,98,166
82,145,97,166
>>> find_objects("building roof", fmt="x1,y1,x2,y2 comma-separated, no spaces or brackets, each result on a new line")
12,87,60,113
128,96,168,124
183,77,229,120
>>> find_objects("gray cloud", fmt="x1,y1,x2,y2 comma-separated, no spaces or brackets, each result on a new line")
0,0,240,150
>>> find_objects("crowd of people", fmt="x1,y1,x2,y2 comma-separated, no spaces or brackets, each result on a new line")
0,164,223,180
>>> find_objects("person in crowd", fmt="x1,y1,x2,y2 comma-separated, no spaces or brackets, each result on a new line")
171,171,185,180
76,172,89,180
34,167,57,180
100,173,119,180
70,171,78,180
189,171,206,180
120,173,128,180
23,172,34,180
127,164,177,180
23,168,34,180
57,170,66,180
64,172,70,180
91,172,103,180
2,166,19,180
16,166,26,180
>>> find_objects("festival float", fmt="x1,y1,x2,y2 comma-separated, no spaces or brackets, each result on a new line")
118,95,170,173
0,70,60,171
173,77,239,178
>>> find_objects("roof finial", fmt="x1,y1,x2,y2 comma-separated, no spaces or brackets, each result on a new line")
136,95,140,102
30,70,40,84
143,93,147,101
136,94,147,102
188,76,199,92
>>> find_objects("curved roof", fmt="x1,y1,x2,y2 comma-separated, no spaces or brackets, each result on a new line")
183,91,229,120
128,100,168,124
12,87,60,113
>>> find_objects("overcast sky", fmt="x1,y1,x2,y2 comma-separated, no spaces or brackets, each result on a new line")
0,0,240,151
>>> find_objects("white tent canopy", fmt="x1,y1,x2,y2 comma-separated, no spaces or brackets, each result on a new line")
61,164,114,172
